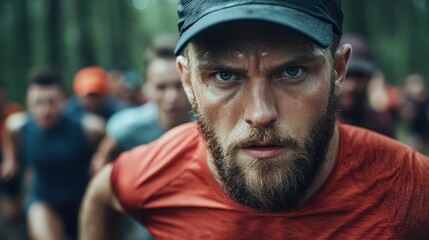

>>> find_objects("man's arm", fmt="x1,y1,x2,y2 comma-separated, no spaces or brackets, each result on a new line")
89,136,118,176
82,112,105,146
79,163,123,240
0,113,26,181
81,113,107,175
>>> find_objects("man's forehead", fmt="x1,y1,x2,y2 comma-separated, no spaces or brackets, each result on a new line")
148,58,176,72
28,86,63,100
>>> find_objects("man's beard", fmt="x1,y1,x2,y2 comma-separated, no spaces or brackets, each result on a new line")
191,80,338,212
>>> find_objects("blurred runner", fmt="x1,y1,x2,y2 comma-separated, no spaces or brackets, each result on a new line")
64,66,121,122
399,73,429,153
90,35,192,174
0,80,23,221
338,34,395,137
1,68,104,240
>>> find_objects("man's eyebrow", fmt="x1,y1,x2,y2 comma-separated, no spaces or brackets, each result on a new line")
193,51,242,71
195,61,244,72
194,52,326,72
278,53,326,68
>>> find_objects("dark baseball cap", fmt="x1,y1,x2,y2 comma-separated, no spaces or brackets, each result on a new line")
175,0,343,55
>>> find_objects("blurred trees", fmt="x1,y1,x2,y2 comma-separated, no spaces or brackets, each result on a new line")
342,0,429,89
0,0,428,104
0,0,178,102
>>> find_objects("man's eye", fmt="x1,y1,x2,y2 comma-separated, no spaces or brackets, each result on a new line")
156,85,166,91
282,67,303,77
214,72,235,82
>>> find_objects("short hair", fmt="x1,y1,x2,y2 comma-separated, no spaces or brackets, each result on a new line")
141,34,178,81
27,67,65,92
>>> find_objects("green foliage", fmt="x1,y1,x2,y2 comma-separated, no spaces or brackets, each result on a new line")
342,0,429,86
0,0,428,104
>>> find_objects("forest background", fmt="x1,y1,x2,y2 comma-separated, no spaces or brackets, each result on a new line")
1,0,428,103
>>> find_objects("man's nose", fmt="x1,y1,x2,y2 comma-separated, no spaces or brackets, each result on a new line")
39,103,51,114
244,81,278,128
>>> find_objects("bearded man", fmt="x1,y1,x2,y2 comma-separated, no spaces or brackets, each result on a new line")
79,1,429,239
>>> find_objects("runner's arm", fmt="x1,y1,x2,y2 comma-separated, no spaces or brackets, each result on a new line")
0,113,25,181
89,136,118,175
79,163,123,240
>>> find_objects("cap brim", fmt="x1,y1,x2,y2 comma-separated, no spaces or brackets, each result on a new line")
175,4,333,55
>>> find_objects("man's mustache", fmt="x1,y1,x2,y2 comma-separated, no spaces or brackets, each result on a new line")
227,127,300,151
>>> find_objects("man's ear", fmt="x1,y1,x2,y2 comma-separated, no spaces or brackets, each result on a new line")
176,56,193,99
333,43,352,95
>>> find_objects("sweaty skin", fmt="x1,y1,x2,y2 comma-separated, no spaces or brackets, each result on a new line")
177,22,351,211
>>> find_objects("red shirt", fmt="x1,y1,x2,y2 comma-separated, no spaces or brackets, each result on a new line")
111,123,429,239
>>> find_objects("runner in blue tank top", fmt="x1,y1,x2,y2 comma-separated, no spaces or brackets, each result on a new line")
0,68,105,240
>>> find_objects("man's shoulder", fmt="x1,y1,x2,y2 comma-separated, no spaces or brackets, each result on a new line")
112,122,201,177
158,122,200,143
110,123,203,208
107,104,157,132
115,122,201,166
339,123,414,157
338,125,429,212
339,123,429,169
116,102,156,119
338,123,429,192
336,124,429,236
